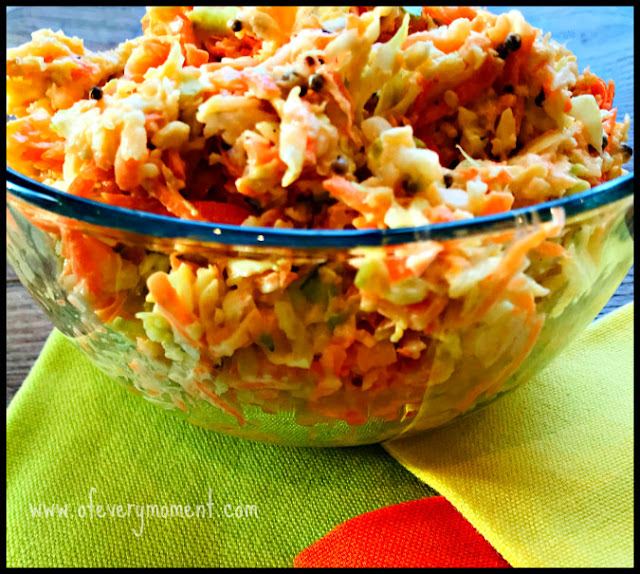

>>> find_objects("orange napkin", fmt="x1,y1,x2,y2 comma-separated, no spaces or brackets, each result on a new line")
294,496,510,568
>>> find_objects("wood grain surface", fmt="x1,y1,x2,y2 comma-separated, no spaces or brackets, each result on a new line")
5,6,635,406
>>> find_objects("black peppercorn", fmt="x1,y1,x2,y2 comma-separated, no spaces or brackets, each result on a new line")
299,84,308,97
230,19,242,32
365,92,379,114
308,73,325,92
503,84,514,94
331,156,349,175
506,33,521,51
496,33,521,59
318,57,325,65
444,173,454,188
89,86,103,100
244,196,263,213
354,165,372,181
402,177,420,194
305,55,315,67
602,134,608,150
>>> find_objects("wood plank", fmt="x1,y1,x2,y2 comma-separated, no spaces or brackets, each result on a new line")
6,281,54,406
7,262,19,282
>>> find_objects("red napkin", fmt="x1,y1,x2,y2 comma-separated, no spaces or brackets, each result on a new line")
294,496,511,568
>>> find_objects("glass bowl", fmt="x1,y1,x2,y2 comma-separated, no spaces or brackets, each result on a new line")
6,7,635,446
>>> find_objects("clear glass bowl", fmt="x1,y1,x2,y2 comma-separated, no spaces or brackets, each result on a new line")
5,7,635,446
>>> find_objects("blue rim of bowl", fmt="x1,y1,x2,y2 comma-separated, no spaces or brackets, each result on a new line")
6,167,634,248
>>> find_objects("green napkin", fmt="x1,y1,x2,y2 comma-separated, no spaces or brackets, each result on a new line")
384,303,634,568
6,330,436,568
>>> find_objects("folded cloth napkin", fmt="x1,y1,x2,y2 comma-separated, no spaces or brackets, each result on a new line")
6,329,437,568
294,496,511,568
383,303,634,568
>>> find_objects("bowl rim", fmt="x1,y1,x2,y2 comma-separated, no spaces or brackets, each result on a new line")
6,167,634,248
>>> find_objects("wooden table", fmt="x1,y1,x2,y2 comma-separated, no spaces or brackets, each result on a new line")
5,6,635,406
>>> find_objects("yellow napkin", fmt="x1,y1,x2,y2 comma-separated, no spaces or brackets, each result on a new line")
384,303,634,568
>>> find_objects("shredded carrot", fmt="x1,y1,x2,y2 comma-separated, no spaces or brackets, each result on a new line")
95,292,127,322
114,156,141,191
409,294,448,330
502,24,536,87
532,240,566,258
605,80,615,110
603,108,618,153
508,288,536,316
423,6,478,25
305,134,317,161
147,271,200,342
321,344,349,377
191,200,252,224
427,205,455,223
70,60,96,80
471,224,555,323
144,112,164,129
413,100,452,128
461,165,512,190
68,172,98,198
20,141,63,163
60,228,118,299
185,43,209,67
324,70,355,137
486,13,511,45
257,145,278,165
493,168,513,186
480,192,514,216
564,98,573,113
194,381,246,426
151,181,199,220
257,6,299,41
124,38,172,80
326,177,367,209
323,176,390,221
385,257,414,283
486,230,516,244
403,29,467,53
455,56,502,108
457,167,479,180
68,164,113,199
590,77,608,107
164,148,186,182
